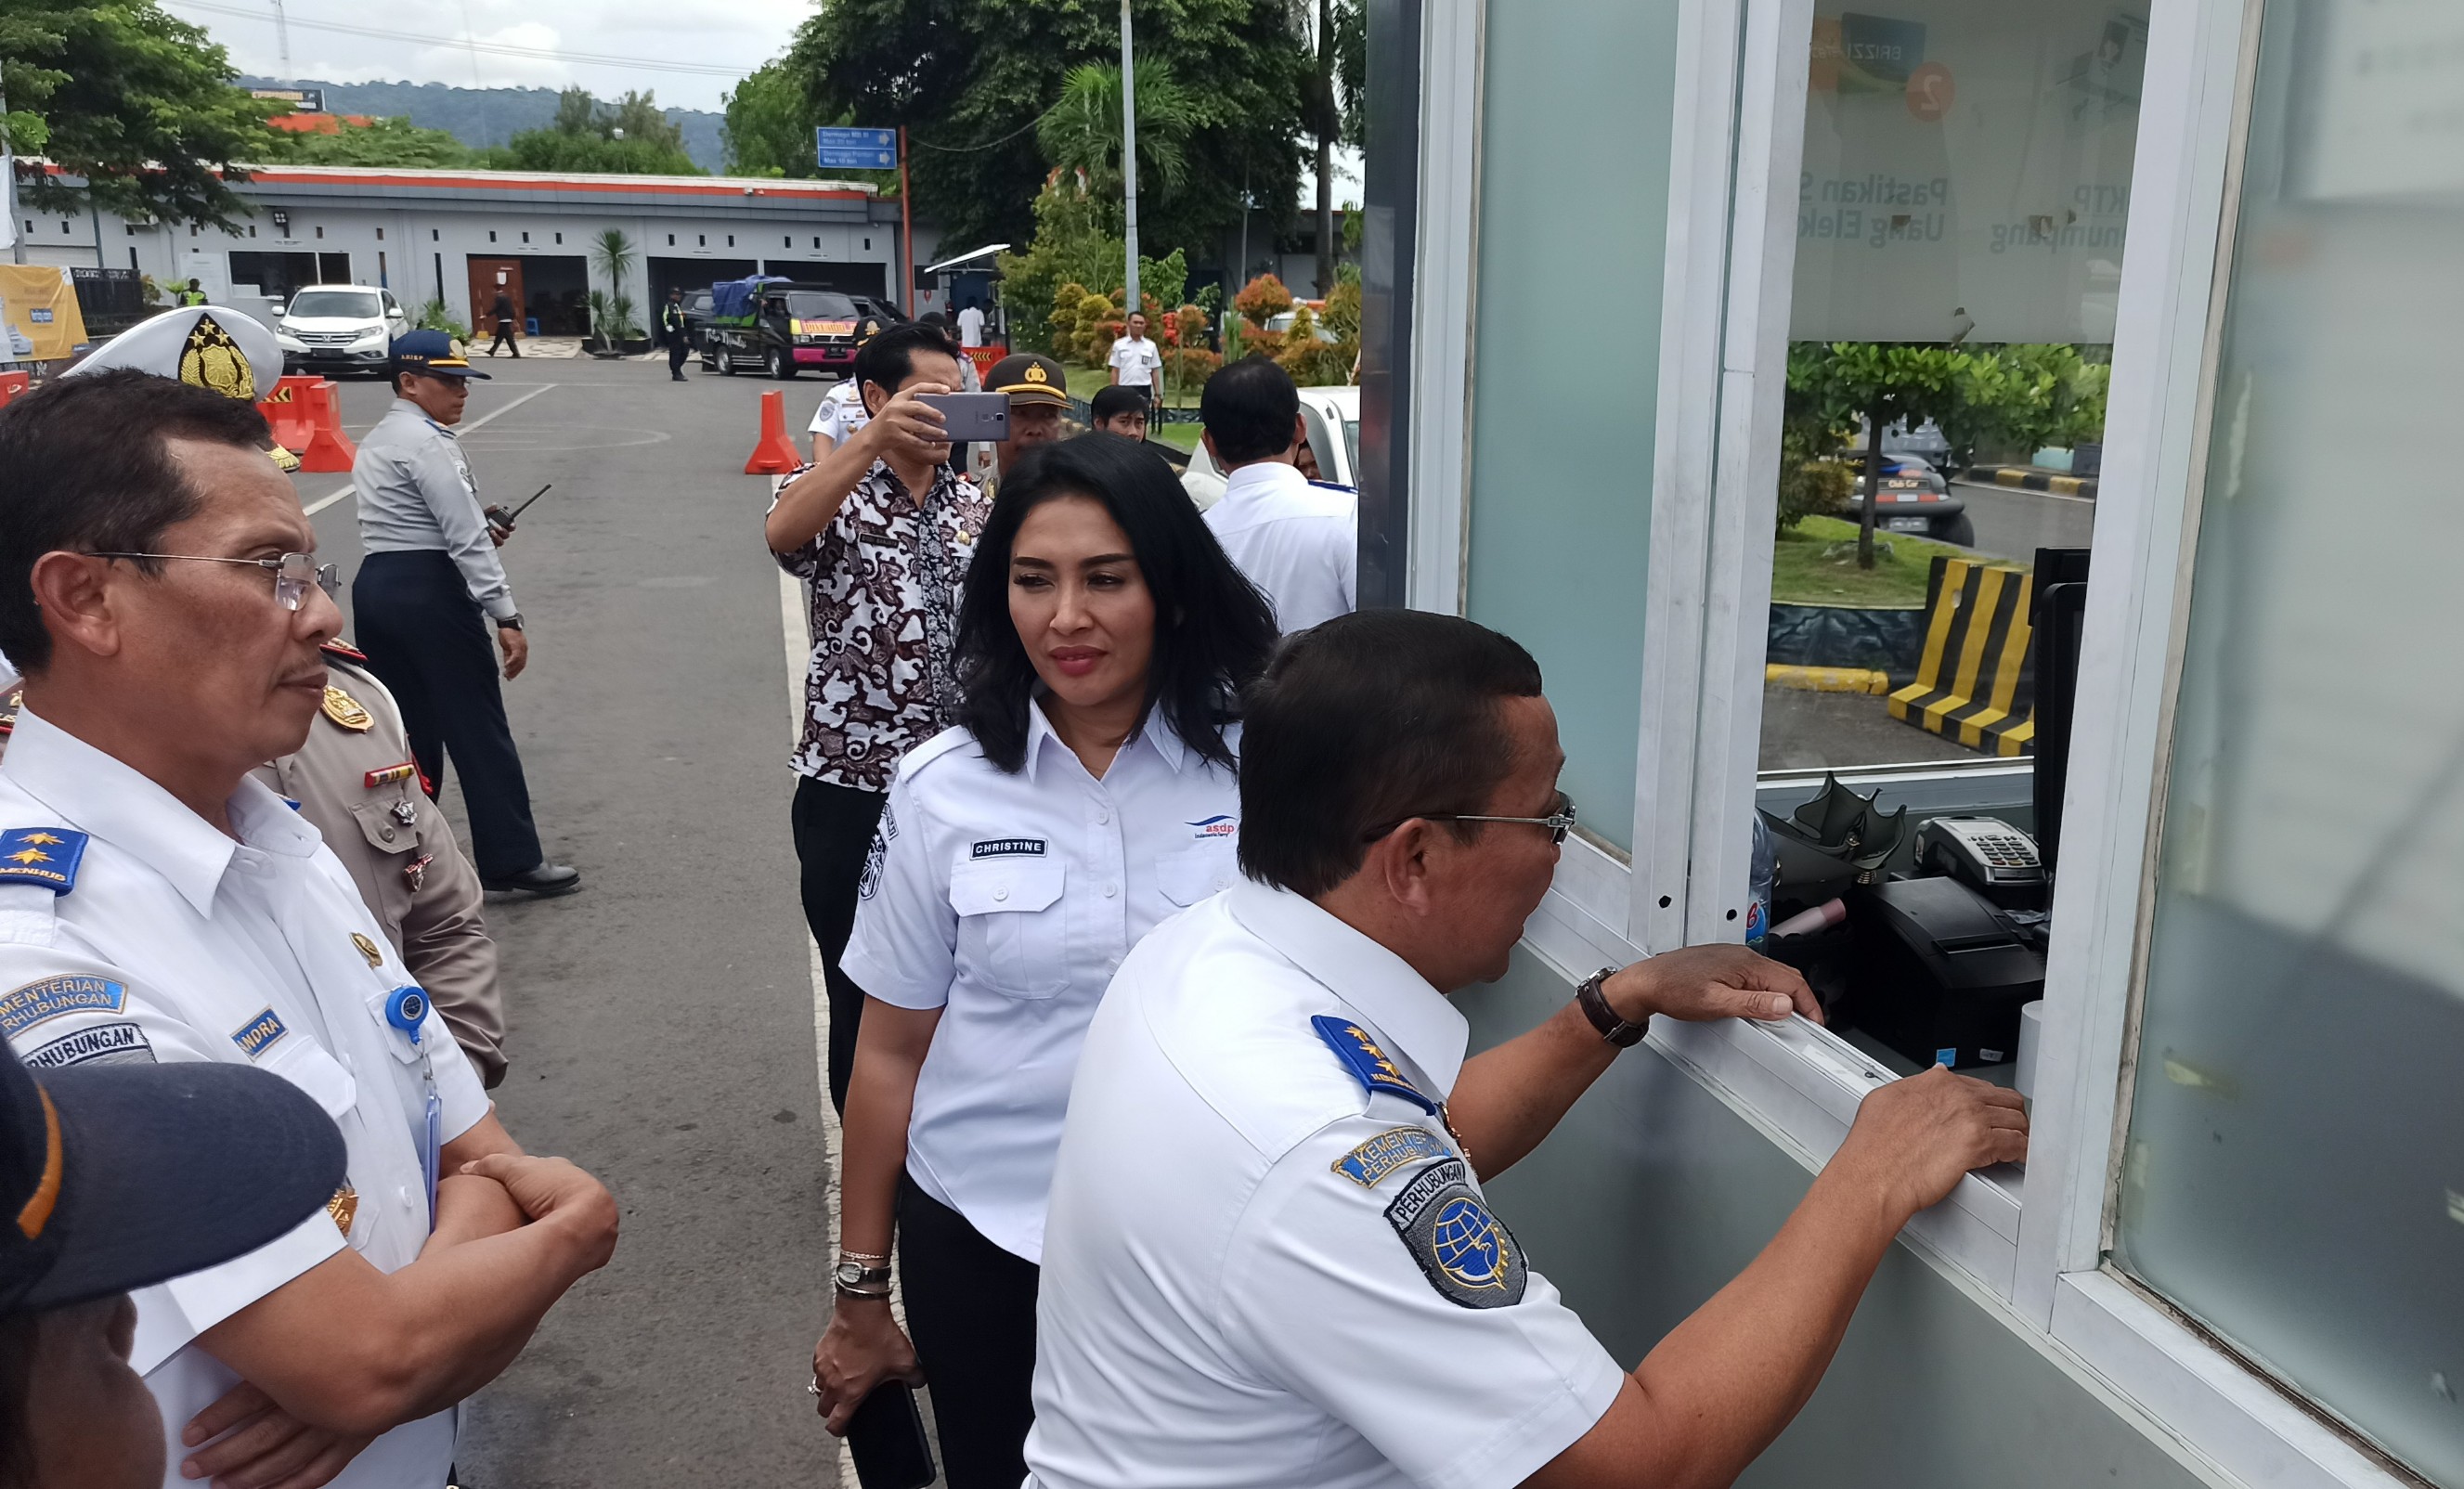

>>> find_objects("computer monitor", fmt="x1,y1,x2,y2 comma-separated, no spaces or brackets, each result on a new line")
2031,548,2091,877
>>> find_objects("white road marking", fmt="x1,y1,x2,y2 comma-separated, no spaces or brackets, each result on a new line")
300,384,560,515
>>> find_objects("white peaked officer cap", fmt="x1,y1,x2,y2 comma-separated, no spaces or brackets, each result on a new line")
60,305,300,472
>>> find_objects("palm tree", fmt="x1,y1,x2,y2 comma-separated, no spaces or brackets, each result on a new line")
1036,60,1199,225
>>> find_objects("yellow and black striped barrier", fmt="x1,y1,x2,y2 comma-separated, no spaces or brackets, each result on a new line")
1887,556,2036,757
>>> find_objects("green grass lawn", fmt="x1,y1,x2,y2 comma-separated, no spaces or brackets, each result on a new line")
1152,423,1203,452
1770,515,2022,607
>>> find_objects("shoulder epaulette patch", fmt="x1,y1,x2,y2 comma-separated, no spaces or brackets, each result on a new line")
0,829,87,893
0,683,20,736
1311,1015,1438,1113
320,639,370,665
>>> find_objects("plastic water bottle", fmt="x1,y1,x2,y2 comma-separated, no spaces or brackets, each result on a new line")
1747,813,1776,948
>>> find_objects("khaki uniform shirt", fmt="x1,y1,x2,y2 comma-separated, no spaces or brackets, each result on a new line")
251,649,508,1086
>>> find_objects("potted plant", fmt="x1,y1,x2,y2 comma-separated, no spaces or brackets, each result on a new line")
589,228,643,356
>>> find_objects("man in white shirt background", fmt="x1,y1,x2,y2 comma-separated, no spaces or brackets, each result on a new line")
956,300,987,350
1199,356,1356,634
1105,311,1163,406
0,369,618,1489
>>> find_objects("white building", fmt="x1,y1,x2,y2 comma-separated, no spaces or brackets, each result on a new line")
20,163,957,334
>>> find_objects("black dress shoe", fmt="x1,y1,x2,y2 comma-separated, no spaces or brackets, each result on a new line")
483,862,583,897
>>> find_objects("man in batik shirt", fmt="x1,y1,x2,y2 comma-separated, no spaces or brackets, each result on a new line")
764,321,991,1113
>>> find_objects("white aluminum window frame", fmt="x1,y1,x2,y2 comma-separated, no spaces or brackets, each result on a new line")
1407,0,2416,1483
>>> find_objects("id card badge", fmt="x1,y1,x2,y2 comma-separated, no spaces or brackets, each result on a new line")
383,986,446,1232
421,1080,443,1230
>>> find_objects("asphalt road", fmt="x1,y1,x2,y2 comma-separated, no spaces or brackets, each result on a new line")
1948,478,2096,563
300,355,855,1488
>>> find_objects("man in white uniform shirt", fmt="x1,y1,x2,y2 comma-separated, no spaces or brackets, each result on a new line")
1104,311,1163,403
956,300,987,349
1198,356,1355,633
0,370,618,1489
1026,610,2029,1489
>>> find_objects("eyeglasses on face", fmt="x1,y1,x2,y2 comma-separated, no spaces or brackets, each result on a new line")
1360,793,1578,847
85,550,341,612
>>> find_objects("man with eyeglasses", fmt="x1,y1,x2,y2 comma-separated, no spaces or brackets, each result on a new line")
353,330,578,899
0,368,618,1489
1025,608,2029,1489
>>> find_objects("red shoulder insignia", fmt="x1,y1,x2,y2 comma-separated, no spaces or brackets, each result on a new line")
320,640,370,665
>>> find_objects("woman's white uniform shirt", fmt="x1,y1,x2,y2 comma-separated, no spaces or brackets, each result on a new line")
839,701,1242,1263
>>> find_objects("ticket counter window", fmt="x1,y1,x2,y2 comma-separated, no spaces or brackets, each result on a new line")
1759,0,2136,779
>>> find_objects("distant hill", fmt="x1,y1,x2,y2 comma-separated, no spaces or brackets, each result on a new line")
239,77,729,173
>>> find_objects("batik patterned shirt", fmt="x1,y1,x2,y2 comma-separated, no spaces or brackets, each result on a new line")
773,462,992,792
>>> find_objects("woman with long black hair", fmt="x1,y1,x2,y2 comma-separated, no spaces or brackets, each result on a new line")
810,435,1277,1487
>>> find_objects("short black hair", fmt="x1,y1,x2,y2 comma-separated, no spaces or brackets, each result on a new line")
1089,384,1148,425
1200,355,1299,465
0,369,273,672
854,321,961,406
955,434,1276,775
1238,611,1545,897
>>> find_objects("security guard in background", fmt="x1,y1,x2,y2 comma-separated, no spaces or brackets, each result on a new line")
354,330,580,898
37,310,513,1085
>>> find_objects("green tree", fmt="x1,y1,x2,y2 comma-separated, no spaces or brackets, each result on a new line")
258,115,475,168
723,59,814,176
1792,342,1968,568
1036,60,1200,219
995,172,1187,360
1295,0,1366,296
786,0,1306,265
487,86,700,175
1,0,274,228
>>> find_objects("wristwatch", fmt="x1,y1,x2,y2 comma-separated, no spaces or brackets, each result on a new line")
495,613,524,631
1575,965,1648,1047
833,1258,893,1298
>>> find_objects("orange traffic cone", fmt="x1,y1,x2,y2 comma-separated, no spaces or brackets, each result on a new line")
745,388,803,475
0,371,28,409
295,380,359,473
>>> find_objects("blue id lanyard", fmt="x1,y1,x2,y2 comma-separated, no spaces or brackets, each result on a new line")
384,986,443,1231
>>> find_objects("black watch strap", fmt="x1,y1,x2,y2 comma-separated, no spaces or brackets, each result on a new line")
1575,965,1647,1047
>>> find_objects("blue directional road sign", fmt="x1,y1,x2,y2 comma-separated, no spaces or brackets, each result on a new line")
816,126,900,171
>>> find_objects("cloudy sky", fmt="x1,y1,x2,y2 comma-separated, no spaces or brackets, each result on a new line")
165,0,815,113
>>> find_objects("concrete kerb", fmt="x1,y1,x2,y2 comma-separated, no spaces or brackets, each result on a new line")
1970,464,2097,499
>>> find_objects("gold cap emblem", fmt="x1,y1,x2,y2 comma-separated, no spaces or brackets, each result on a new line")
178,312,257,402
321,686,374,732
1023,362,1048,383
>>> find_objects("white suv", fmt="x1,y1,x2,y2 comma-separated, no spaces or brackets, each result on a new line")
275,286,408,378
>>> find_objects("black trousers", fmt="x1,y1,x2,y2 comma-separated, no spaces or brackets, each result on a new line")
897,1178,1039,1489
488,322,520,356
353,551,544,880
791,775,885,1113
668,339,690,375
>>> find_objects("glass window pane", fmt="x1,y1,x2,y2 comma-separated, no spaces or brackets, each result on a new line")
1464,0,1679,855
2112,5,2464,1483
1759,0,2134,776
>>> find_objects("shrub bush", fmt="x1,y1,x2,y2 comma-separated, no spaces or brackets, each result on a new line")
1234,274,1293,329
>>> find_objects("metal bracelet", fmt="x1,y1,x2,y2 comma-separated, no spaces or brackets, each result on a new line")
834,1281,893,1301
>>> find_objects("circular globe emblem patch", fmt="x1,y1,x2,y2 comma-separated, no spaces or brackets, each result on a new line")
1431,1196,1510,1290
1384,1158,1528,1308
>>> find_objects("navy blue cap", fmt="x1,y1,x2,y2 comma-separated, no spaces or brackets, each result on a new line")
390,329,492,381
0,1038,345,1314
